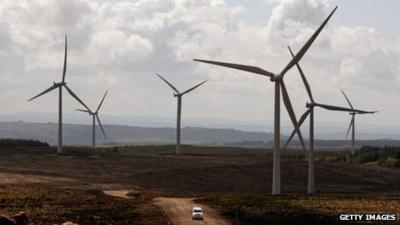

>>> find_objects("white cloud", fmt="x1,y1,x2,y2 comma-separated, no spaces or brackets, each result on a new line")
86,30,153,64
0,0,399,129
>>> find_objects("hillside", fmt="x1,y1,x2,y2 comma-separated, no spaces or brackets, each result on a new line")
1,121,400,149
0,121,274,146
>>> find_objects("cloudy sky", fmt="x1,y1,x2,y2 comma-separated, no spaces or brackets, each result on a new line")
0,0,399,130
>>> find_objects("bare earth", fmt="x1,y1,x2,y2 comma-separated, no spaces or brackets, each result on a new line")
103,190,131,199
154,197,231,225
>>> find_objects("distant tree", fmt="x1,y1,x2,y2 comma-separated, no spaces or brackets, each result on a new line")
0,138,49,148
396,151,400,159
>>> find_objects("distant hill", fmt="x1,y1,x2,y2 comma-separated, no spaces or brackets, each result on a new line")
229,139,400,149
2,112,400,140
0,121,274,146
1,121,399,148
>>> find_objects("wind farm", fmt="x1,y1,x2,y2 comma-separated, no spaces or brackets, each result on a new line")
194,6,337,195
0,1,399,225
282,46,376,194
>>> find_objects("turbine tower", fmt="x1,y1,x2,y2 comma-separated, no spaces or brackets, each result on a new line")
156,74,207,155
283,46,368,194
194,6,338,195
28,35,90,154
341,90,377,155
76,90,108,148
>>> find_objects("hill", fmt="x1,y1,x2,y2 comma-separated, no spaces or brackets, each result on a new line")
0,121,274,146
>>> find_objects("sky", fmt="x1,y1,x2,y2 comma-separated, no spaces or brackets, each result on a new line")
0,0,399,131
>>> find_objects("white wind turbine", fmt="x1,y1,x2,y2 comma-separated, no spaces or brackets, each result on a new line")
283,46,368,194
28,35,90,154
194,6,338,195
156,74,207,155
76,90,108,148
341,90,377,155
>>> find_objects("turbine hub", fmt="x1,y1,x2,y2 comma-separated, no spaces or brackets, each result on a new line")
54,82,66,86
270,75,282,82
306,102,314,108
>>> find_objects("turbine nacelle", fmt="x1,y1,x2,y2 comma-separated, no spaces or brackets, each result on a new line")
270,75,282,82
306,102,315,108
54,82,66,86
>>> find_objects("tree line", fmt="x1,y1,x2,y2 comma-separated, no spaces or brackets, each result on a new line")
0,138,49,147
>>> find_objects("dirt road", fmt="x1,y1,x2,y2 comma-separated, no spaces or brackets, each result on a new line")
154,197,231,225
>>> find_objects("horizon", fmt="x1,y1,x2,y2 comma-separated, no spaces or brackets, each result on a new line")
1,112,400,141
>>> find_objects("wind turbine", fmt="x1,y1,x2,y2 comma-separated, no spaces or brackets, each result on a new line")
28,35,90,153
76,90,108,148
341,90,377,155
194,6,338,195
283,46,368,194
156,73,207,155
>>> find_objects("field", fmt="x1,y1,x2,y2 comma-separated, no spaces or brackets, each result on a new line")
0,145,399,224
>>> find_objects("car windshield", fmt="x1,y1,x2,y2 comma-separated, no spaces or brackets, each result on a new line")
193,209,202,213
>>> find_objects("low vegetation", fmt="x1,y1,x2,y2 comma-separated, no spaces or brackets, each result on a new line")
0,186,139,224
328,146,400,167
0,185,168,225
0,138,49,148
201,193,400,225
0,145,398,224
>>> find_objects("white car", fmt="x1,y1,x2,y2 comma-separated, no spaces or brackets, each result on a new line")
192,206,204,220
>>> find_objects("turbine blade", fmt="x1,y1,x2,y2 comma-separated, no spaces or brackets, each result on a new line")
358,110,378,114
181,80,207,95
28,84,59,101
346,117,354,139
96,114,107,140
283,109,311,150
315,103,356,112
280,80,307,155
193,59,274,77
76,109,90,113
96,89,108,113
288,46,314,103
64,85,90,111
62,35,67,83
280,6,337,77
156,73,180,94
341,90,354,109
